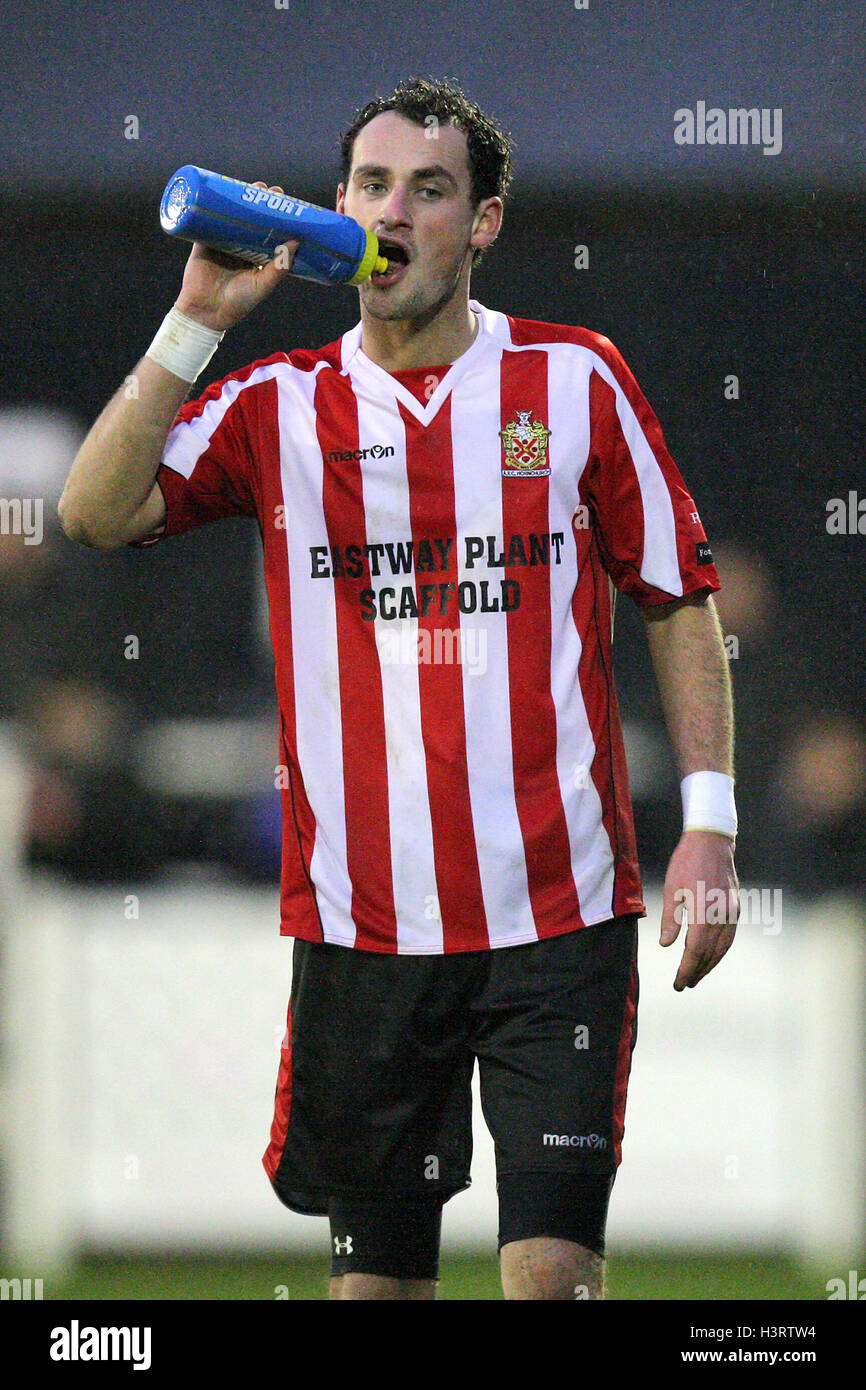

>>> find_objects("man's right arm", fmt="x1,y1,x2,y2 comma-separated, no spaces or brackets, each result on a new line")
59,187,299,551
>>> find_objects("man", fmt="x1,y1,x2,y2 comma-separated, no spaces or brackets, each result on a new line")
59,77,739,1300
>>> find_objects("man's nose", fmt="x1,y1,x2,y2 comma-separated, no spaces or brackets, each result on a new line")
378,184,412,227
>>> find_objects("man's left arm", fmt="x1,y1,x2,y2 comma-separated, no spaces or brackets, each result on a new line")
643,590,739,990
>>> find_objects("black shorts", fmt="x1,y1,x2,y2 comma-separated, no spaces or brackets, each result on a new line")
263,916,639,1215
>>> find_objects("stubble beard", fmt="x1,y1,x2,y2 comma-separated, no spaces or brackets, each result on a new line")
360,246,469,326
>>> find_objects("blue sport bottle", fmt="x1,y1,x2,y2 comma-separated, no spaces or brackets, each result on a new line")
159,165,389,286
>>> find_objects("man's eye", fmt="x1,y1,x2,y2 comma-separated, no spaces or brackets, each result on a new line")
363,182,385,193
419,187,442,198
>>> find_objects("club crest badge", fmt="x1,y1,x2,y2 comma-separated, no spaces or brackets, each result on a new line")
500,409,551,477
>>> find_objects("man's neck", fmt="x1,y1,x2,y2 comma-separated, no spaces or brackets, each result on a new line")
359,296,479,373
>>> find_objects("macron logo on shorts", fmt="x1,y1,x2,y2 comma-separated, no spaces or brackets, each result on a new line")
543,1132,607,1150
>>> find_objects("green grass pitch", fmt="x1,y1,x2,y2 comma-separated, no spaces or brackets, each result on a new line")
46,1251,824,1300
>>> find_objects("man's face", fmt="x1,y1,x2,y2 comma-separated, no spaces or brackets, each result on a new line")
337,111,486,324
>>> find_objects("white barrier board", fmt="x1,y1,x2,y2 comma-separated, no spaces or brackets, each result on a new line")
2,880,863,1264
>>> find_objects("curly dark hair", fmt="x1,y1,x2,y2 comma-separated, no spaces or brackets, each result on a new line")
339,76,515,264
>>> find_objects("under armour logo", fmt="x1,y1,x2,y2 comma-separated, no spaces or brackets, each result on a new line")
333,1235,353,1256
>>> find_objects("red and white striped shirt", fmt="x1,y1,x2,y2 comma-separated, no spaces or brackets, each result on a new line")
141,298,720,953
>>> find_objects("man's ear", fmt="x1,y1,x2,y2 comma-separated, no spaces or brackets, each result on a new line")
470,196,504,255
336,183,346,214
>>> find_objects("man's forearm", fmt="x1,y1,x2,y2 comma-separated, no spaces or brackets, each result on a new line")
645,592,739,987
643,592,734,778
58,356,189,550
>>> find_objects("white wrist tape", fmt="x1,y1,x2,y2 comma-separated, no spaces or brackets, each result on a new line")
145,306,225,383
681,771,737,838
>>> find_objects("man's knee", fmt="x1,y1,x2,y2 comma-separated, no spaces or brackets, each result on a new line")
500,1236,605,1300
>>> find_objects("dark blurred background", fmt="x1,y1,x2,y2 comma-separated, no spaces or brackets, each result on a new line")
1,0,864,899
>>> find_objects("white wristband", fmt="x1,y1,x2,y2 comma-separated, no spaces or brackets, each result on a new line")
681,771,737,839
145,306,225,383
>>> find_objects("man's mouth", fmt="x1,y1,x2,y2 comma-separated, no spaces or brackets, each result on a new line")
372,238,411,286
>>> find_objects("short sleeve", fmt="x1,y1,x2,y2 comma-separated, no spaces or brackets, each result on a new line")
579,338,720,607
130,363,264,548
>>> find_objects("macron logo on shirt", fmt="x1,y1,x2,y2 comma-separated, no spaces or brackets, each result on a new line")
328,443,395,463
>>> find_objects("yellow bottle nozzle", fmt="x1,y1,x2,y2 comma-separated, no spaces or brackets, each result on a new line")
349,231,390,284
